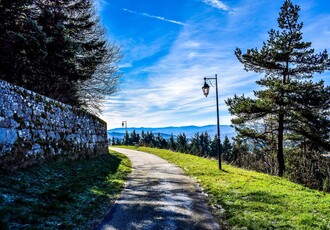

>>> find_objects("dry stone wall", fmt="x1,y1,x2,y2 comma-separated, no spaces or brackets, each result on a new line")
0,80,108,170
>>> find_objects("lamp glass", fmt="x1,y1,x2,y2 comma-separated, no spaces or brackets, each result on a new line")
202,82,210,97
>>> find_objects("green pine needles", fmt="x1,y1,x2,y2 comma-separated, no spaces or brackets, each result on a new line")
226,0,330,176
0,0,122,114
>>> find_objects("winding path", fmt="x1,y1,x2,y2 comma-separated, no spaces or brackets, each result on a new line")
96,147,220,230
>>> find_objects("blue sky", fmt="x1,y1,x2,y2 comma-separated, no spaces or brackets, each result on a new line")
94,0,330,129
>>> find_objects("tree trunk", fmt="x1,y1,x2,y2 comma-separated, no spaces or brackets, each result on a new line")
277,112,285,176
277,58,288,177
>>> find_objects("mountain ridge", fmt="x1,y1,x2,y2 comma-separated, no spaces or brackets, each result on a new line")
108,125,236,140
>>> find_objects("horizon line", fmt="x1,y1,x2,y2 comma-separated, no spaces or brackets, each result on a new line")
108,124,232,130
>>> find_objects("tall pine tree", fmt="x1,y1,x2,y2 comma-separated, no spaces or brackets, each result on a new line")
35,0,121,111
0,0,46,87
222,136,233,162
0,0,121,114
226,0,330,176
64,0,122,113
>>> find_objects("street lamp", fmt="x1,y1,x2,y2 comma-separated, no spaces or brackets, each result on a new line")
122,120,127,133
202,74,222,170
122,120,128,145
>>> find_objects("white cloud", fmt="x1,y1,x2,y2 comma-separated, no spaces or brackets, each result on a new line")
122,8,187,26
102,18,258,128
119,63,132,68
93,0,107,12
301,15,330,52
102,0,330,129
202,0,229,11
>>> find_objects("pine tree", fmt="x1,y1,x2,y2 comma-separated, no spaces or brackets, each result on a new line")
231,138,250,167
226,0,330,176
190,132,201,156
0,0,46,87
0,0,121,114
201,132,212,157
222,136,232,162
210,135,220,158
36,0,80,104
168,134,176,151
140,130,146,146
69,0,122,113
123,131,130,145
155,133,168,149
35,0,121,110
176,133,189,153
130,130,140,145
145,131,156,147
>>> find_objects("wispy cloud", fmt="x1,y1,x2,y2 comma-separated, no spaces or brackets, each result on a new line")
122,8,187,26
202,0,229,11
102,17,258,128
93,0,108,12
102,0,330,129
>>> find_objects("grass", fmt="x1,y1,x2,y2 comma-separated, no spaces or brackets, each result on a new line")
120,146,330,230
0,150,131,229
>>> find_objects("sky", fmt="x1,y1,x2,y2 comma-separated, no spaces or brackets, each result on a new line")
94,0,330,129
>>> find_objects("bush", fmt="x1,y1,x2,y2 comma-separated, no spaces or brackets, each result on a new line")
285,149,330,192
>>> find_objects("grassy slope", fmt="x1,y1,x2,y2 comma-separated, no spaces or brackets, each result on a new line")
0,150,131,229
122,146,330,230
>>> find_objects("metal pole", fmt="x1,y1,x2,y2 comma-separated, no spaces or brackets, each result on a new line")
215,74,221,170
125,120,128,145
123,120,128,145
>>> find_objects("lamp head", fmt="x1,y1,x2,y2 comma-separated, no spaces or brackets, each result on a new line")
202,80,210,97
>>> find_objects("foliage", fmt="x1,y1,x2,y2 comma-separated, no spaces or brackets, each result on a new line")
123,146,330,230
226,0,330,176
168,134,177,151
0,150,131,229
286,149,330,192
225,137,330,192
114,129,330,192
190,132,212,157
155,132,168,149
221,136,232,161
176,133,189,153
140,131,156,147
210,134,219,158
112,130,226,159
0,0,122,114
0,0,44,86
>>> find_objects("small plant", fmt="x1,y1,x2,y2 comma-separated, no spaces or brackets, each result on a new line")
323,177,330,193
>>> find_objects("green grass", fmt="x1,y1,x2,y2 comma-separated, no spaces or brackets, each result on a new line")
0,150,131,229
121,146,330,230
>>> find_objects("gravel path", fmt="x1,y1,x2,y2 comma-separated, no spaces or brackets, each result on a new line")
96,147,220,230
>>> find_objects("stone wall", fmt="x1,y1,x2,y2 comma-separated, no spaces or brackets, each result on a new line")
0,80,108,170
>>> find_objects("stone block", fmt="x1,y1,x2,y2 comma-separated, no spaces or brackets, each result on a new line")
0,128,17,145
0,128,6,144
18,129,32,140
7,129,18,144
0,118,11,128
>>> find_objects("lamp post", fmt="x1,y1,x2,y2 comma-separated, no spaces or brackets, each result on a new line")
122,120,128,145
202,74,222,170
122,120,127,133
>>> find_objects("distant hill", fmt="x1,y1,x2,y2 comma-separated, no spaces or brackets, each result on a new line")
108,125,236,141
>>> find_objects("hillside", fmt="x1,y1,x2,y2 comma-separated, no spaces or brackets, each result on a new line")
121,146,330,229
108,125,236,141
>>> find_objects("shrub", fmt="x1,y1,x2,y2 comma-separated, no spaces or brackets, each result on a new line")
285,149,330,192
